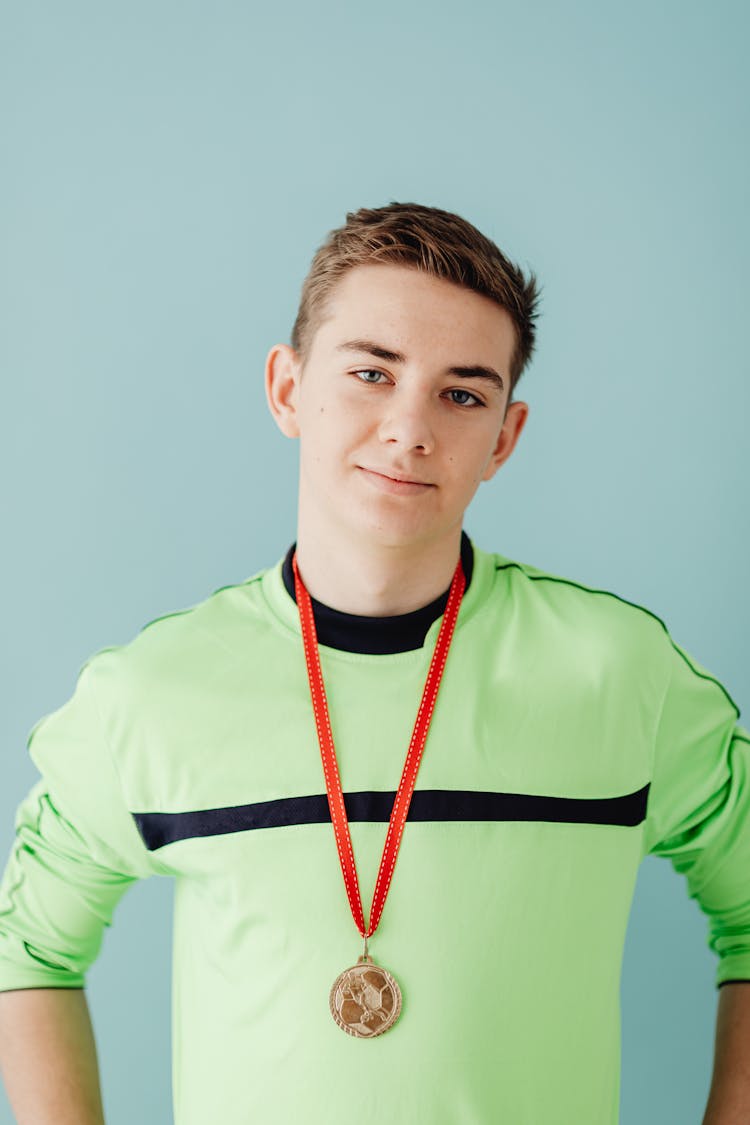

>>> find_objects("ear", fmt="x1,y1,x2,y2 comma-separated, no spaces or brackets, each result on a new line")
480,400,530,482
264,344,302,439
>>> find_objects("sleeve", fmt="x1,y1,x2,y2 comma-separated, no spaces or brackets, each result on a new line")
0,650,155,992
642,632,750,989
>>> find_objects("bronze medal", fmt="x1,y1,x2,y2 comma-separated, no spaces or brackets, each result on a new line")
329,955,402,1038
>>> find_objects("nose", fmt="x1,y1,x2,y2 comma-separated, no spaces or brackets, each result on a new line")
376,388,435,454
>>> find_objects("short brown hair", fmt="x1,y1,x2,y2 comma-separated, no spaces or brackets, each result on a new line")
290,201,541,399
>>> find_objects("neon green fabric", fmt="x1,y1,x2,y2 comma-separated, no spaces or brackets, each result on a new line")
1,539,748,1124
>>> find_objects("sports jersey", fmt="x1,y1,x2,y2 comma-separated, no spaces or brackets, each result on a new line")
0,532,748,1125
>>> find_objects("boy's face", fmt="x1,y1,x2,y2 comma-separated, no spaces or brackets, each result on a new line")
265,262,529,551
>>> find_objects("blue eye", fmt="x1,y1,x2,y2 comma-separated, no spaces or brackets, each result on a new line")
353,369,388,384
446,389,483,408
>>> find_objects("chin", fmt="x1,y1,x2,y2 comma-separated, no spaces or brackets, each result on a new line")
344,511,447,548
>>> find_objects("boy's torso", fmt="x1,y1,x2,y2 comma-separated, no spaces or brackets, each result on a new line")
102,538,663,1124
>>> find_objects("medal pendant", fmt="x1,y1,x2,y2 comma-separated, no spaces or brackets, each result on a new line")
329,955,402,1038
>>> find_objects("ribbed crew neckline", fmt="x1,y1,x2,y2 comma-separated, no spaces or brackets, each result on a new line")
278,530,475,655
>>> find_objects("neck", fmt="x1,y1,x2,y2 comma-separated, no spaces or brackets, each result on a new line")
293,520,465,617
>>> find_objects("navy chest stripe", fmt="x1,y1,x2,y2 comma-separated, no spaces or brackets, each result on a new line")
132,784,650,851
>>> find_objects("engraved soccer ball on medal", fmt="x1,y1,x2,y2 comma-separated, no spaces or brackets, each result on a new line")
329,955,402,1037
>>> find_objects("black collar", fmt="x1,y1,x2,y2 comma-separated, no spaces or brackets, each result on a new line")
281,531,474,654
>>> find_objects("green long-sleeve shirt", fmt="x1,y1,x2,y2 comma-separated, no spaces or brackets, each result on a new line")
1,535,748,1123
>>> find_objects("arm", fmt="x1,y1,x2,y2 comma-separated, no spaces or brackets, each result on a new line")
0,652,155,1115
641,632,750,1114
0,988,105,1124
702,981,750,1125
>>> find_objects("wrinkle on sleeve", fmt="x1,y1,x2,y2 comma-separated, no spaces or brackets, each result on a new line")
0,650,155,991
643,633,750,989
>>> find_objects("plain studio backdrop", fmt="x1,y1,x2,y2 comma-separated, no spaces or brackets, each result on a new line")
1,2,747,1122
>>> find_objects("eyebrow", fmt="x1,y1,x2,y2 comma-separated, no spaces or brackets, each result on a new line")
335,338,506,394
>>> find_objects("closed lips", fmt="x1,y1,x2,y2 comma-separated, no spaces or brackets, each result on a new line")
361,468,434,485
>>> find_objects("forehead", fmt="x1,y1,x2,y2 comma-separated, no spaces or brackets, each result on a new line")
314,263,517,363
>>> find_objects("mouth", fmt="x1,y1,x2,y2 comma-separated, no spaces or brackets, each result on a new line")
357,467,435,494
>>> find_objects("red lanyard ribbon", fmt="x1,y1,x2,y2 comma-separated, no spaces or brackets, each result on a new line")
292,552,466,941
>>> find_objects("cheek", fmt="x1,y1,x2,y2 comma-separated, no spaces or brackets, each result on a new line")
298,403,351,466
459,442,498,490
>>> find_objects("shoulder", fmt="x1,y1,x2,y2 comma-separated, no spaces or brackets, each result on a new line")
487,546,668,631
79,565,273,701
481,545,676,674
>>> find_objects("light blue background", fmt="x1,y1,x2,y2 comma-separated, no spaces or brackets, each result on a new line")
1,1,748,1121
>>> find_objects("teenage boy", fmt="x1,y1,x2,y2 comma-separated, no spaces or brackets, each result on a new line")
0,202,748,1124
